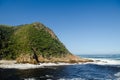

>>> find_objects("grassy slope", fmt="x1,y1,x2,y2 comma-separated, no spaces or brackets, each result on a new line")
0,23,72,62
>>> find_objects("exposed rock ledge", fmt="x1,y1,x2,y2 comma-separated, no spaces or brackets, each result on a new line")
0,57,93,69
16,54,93,64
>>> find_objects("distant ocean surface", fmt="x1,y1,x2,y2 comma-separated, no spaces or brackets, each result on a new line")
0,54,120,80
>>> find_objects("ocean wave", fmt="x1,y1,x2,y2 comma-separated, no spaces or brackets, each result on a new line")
114,72,120,77
58,77,112,80
24,78,36,80
24,78,86,80
114,72,120,80
58,78,85,80
0,61,75,69
85,58,120,65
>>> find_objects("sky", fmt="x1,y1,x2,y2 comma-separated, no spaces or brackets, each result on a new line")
0,0,120,55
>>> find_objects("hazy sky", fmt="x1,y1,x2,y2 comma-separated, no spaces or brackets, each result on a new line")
0,0,120,55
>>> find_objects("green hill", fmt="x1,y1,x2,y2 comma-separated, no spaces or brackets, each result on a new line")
0,22,92,64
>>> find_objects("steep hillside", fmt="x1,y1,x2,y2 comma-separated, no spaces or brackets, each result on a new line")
0,22,92,64
0,25,14,59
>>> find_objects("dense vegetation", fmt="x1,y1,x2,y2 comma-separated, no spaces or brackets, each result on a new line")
0,22,71,60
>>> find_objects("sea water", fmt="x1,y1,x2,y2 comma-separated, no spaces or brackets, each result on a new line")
0,54,120,80
80,54,120,80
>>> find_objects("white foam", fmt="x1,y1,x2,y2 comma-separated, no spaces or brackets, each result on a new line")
114,72,120,80
23,78,85,80
24,78,36,80
114,72,120,77
85,58,120,65
0,60,76,69
58,78,85,80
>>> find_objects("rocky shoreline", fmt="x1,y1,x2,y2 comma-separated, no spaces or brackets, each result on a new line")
0,56,93,69
16,54,93,64
0,59,93,69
